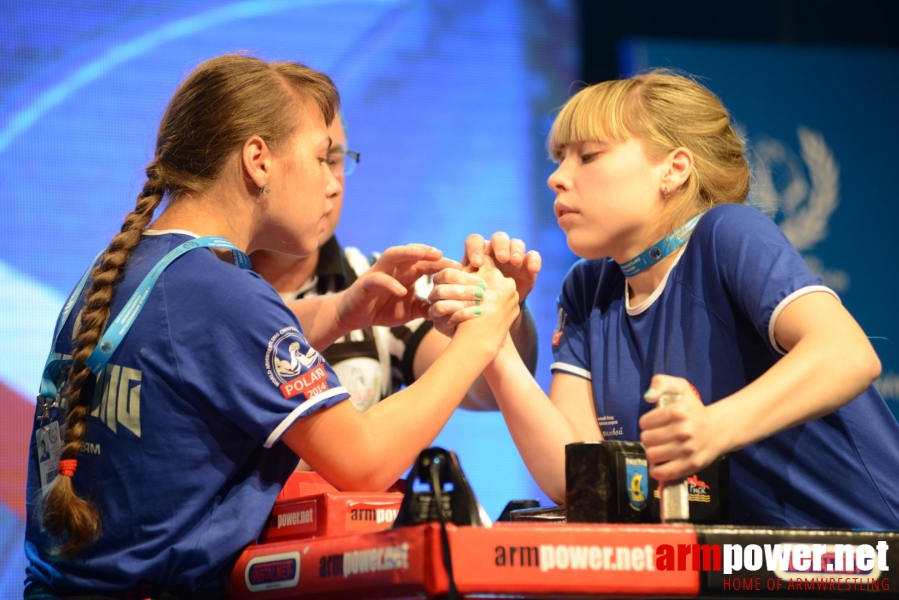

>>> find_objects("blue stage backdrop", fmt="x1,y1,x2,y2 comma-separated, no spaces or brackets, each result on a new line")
0,1,579,593
621,39,899,421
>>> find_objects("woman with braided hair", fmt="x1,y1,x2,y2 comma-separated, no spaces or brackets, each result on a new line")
24,54,520,597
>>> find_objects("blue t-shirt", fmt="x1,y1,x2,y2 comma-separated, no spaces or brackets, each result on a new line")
551,204,899,529
25,231,350,592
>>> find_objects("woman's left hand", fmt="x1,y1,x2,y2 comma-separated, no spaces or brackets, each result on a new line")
337,244,458,331
638,374,724,482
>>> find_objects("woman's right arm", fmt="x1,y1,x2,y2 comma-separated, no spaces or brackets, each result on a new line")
280,259,520,491
481,340,602,504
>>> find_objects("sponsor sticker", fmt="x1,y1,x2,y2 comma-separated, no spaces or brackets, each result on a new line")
345,502,401,531
267,499,317,540
245,551,300,592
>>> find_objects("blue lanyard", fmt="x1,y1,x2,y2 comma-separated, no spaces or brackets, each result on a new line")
84,236,250,374
37,251,103,402
618,212,705,277
38,236,250,406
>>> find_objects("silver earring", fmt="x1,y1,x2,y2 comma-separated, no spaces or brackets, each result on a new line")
260,183,270,195
662,185,670,198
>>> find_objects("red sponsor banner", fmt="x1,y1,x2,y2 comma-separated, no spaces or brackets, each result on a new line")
446,523,699,597
279,364,329,399
232,528,431,599
233,522,700,598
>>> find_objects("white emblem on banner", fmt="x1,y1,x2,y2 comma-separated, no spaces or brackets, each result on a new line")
751,126,848,292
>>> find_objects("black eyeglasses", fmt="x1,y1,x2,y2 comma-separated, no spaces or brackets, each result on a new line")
326,148,360,176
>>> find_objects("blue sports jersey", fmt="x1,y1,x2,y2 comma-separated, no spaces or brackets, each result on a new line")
25,231,350,592
551,204,899,529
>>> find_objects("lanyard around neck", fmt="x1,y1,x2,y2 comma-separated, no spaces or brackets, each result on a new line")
84,236,250,374
38,236,250,404
618,213,705,277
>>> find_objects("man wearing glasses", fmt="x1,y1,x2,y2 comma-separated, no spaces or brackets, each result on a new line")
251,114,537,423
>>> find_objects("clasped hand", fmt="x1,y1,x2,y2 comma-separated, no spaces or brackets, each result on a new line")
335,233,536,350
427,232,538,340
462,231,541,302
427,255,520,346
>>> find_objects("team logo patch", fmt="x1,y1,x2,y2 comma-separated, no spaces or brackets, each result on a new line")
626,463,649,511
266,327,329,399
245,551,300,592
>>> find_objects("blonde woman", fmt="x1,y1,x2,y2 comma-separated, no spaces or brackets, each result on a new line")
433,71,899,529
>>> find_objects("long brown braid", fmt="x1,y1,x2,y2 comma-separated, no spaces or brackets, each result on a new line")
40,54,338,556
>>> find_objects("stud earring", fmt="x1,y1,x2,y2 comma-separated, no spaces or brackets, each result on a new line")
662,185,670,198
260,183,270,195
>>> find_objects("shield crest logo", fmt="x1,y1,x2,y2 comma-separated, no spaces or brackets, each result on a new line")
627,463,648,511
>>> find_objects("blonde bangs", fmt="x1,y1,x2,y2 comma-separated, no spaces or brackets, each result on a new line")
548,80,636,160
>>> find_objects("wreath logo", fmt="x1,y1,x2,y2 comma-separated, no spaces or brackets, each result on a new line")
752,126,849,292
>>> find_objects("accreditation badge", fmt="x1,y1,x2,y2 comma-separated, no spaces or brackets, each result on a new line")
36,420,62,494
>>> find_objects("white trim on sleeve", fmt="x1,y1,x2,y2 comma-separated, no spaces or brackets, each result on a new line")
550,362,593,380
768,285,840,355
263,386,349,448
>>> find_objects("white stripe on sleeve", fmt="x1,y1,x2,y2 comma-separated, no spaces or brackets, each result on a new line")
550,362,593,380
768,285,840,355
263,386,349,449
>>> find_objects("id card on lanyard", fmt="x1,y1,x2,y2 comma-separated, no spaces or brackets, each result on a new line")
35,236,251,494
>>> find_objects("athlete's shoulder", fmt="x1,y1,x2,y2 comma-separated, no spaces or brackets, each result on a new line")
150,236,282,313
560,257,623,312
697,203,780,235
692,203,793,255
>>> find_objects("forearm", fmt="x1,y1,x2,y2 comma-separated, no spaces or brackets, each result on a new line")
484,340,578,504
286,293,349,350
328,337,497,491
708,332,881,455
460,303,538,411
